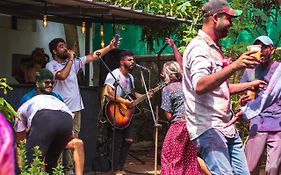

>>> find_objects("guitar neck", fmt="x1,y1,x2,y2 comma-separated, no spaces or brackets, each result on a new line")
134,94,149,106
133,86,163,105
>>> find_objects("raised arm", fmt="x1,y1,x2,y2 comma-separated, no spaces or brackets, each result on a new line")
85,38,119,64
165,37,183,68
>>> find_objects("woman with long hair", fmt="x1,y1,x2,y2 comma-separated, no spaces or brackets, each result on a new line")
160,61,200,175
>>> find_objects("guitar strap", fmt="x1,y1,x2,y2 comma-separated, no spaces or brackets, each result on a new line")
128,75,135,94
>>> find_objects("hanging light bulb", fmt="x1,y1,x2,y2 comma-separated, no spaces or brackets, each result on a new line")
100,24,105,48
100,24,104,36
101,40,105,48
81,21,86,34
43,15,48,28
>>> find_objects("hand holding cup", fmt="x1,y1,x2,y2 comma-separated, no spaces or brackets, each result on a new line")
247,45,261,61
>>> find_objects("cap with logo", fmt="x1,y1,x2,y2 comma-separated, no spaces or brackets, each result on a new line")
202,0,242,17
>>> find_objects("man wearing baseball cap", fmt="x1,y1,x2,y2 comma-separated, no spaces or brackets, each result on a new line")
240,36,281,175
182,0,265,174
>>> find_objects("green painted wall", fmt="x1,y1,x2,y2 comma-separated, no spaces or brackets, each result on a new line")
92,23,174,56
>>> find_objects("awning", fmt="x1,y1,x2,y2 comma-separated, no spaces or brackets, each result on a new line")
0,0,187,27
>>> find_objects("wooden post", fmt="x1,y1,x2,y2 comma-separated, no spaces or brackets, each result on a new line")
154,105,159,175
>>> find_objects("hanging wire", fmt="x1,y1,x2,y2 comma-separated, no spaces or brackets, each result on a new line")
42,2,48,28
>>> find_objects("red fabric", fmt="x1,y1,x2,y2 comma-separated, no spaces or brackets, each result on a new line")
0,113,15,175
161,121,200,175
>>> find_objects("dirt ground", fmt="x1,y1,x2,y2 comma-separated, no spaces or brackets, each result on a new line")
85,141,160,175
85,141,268,175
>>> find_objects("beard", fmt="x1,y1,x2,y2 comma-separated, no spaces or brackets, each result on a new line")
124,62,134,72
57,51,68,60
38,82,52,95
216,21,230,39
217,26,229,38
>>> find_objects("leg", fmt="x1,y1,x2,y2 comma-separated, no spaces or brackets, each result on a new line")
197,157,211,175
245,132,267,175
72,111,81,138
64,111,81,175
65,138,84,175
45,140,69,174
228,132,250,175
265,131,281,175
193,128,234,175
44,111,73,174
118,122,135,171
118,138,132,171
108,124,123,171
161,121,200,175
25,112,54,166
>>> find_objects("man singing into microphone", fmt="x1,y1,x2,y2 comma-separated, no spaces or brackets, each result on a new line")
46,37,119,175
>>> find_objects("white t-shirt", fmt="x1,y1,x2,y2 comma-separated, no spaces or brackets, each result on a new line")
46,57,86,112
104,68,135,98
14,95,74,132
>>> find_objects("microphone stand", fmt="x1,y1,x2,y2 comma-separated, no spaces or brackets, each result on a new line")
96,52,125,171
139,69,161,175
140,70,156,124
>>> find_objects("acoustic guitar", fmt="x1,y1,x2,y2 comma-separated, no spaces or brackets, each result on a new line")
104,82,167,129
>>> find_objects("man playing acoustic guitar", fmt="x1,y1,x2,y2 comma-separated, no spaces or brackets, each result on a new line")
103,50,144,175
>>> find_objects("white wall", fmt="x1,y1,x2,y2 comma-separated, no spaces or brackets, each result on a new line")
0,15,65,83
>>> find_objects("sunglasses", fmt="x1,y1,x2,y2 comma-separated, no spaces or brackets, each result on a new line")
43,80,55,85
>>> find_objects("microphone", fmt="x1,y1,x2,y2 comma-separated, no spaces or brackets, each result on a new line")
67,49,76,57
134,63,150,72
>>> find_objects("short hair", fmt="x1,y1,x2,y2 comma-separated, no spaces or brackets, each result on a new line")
162,61,182,83
35,68,53,82
49,38,65,57
119,50,134,60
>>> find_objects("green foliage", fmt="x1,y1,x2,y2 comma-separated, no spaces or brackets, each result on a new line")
228,0,281,47
272,48,281,61
26,146,45,175
101,0,281,140
101,0,204,52
0,78,19,122
52,163,64,175
17,141,46,175
17,141,64,175
0,78,13,94
103,0,281,53
17,141,28,173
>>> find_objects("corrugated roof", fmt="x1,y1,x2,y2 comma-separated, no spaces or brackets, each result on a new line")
0,0,188,27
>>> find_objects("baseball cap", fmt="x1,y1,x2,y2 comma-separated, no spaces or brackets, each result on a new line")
253,36,274,46
35,68,54,81
202,0,242,17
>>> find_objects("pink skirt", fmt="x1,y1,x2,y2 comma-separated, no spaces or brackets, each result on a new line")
0,113,15,175
161,121,200,175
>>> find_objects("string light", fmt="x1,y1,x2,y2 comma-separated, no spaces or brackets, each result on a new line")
81,21,86,34
43,15,48,28
100,24,105,48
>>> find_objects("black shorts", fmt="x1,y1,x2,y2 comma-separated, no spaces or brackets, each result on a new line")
26,109,73,174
